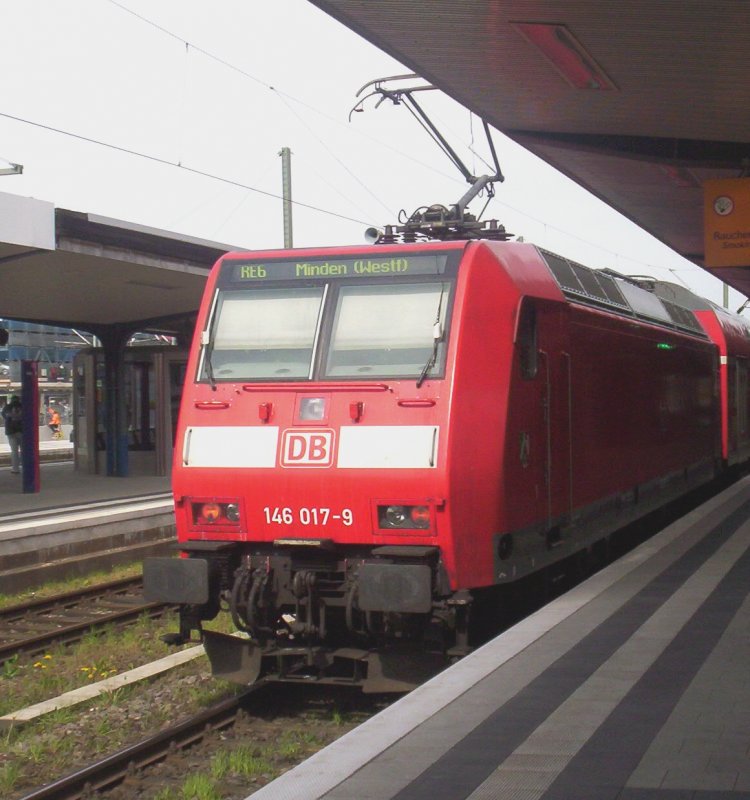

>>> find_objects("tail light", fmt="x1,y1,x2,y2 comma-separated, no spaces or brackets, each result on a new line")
201,503,221,522
410,506,431,527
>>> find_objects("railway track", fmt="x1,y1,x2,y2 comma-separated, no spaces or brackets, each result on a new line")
7,482,733,800
0,576,171,665
16,689,263,800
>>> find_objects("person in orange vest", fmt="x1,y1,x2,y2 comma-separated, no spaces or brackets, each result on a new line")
48,407,61,438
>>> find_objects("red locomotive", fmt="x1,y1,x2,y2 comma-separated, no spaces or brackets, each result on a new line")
144,236,750,691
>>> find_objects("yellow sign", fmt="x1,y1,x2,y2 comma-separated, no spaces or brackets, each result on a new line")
704,178,750,267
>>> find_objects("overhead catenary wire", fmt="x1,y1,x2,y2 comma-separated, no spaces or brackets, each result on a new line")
0,105,707,285
489,195,714,281
104,0,506,216
0,106,715,289
106,0,394,218
3,2,730,295
108,0,459,183
0,111,371,228
106,1,490,215
273,91,396,219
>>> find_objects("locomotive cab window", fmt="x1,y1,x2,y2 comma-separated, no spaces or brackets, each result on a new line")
201,287,325,381
324,282,451,378
517,299,538,379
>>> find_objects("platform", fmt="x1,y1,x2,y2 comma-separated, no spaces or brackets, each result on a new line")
253,475,750,800
0,460,173,592
0,438,73,468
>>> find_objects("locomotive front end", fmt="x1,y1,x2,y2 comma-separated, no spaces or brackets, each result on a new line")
144,244,466,692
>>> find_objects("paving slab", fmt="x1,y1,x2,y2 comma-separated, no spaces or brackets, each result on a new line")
247,477,750,800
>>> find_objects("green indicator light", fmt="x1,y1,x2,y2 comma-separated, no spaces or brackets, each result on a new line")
656,343,675,350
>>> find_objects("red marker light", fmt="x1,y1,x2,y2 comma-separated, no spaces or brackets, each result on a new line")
410,506,431,528
349,401,364,422
258,402,272,422
201,503,221,522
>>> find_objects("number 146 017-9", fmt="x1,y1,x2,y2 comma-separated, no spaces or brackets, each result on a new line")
263,507,353,526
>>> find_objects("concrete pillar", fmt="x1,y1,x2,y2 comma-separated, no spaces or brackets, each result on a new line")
99,329,130,477
20,360,39,493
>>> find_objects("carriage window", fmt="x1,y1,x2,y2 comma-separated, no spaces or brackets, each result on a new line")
202,287,325,381
325,282,451,378
517,300,538,379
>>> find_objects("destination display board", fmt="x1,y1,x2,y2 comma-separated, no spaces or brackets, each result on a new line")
225,253,450,282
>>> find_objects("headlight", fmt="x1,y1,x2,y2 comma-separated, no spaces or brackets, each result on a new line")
384,505,408,527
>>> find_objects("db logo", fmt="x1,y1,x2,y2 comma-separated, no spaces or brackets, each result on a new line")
280,429,335,467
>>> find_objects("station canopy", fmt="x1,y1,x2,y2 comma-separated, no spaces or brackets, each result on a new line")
0,192,233,337
310,1,750,298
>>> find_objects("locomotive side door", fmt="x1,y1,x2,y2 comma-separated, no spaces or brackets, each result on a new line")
535,302,572,535
509,298,571,534
511,298,546,528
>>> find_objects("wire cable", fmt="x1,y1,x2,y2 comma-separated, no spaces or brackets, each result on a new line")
104,1,477,193
0,108,709,285
274,93,395,218
107,0,393,216
14,4,721,288
0,110,371,227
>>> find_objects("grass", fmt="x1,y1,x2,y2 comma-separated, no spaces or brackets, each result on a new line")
162,741,283,800
0,561,143,610
185,677,237,708
153,790,178,800
2,659,243,796
212,745,272,779
2,655,21,679
2,667,379,799
0,566,368,798
0,563,254,798
0,763,20,796
0,611,181,716
277,738,302,759
1,595,239,719
181,774,222,800
114,721,337,800
96,685,135,707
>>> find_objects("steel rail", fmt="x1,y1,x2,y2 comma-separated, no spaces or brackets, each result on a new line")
0,577,171,665
0,576,144,620
17,688,264,800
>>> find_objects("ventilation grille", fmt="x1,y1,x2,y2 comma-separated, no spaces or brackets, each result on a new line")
539,249,707,338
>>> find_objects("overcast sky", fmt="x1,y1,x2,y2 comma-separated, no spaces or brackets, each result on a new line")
0,0,743,309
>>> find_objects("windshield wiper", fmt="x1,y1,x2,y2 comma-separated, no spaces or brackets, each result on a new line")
201,330,217,391
416,284,445,389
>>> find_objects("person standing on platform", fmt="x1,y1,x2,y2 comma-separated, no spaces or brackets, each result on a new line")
47,407,61,439
2,394,23,474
